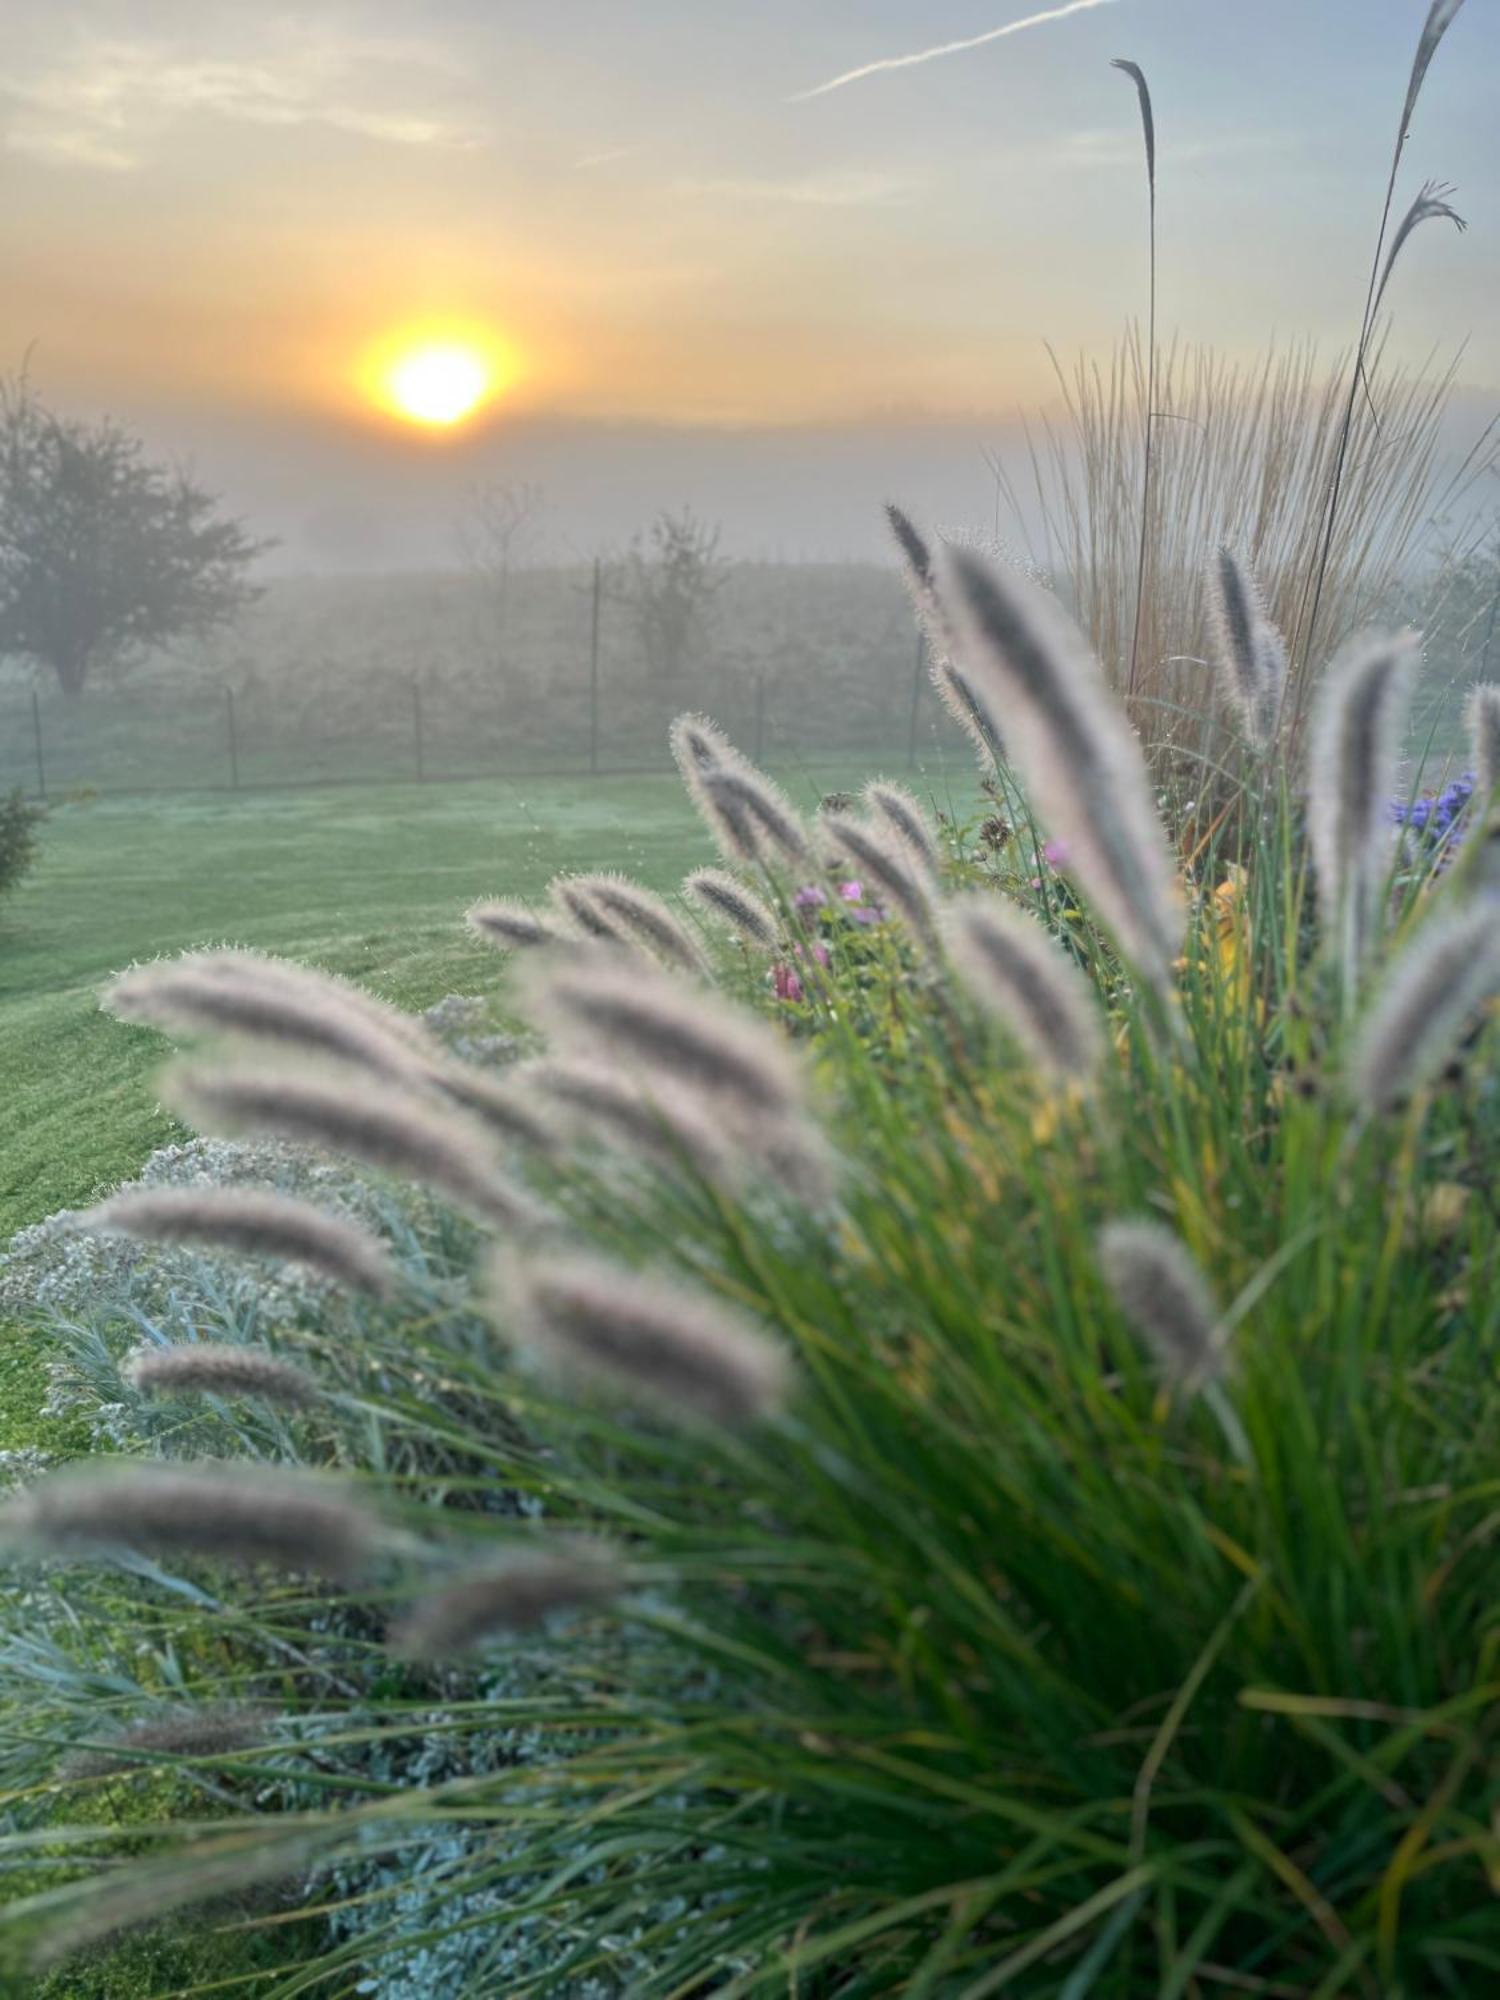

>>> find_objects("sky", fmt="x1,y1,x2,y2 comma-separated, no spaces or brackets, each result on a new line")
2,0,1496,567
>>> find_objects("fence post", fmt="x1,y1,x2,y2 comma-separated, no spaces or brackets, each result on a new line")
906,632,925,771
30,687,46,800
225,687,240,791
754,672,767,764
412,680,425,782
588,555,602,777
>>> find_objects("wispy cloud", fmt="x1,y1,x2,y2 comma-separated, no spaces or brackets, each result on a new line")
674,169,921,209
574,147,638,171
790,0,1121,103
1,30,482,171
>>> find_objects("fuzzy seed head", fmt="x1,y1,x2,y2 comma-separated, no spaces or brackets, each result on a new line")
520,948,807,1124
125,1344,319,1406
1306,631,1419,958
821,812,938,951
467,900,569,950
518,1056,732,1180
940,545,1183,988
1466,684,1500,804
683,868,779,948
1210,547,1284,749
944,894,1104,1080
60,1704,275,1781
388,1543,619,1657
864,780,941,872
701,765,811,867
2,1461,380,1581
80,1186,398,1296
1098,1221,1225,1387
497,1252,789,1426
553,874,705,973
164,1060,545,1234
1349,904,1500,1111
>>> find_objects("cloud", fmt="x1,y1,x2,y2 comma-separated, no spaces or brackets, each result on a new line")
574,147,638,171
790,0,1120,103
1,28,483,171
674,169,921,209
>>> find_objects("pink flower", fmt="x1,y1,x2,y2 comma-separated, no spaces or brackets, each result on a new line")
771,963,804,1002
1043,839,1071,868
838,881,864,901
810,942,831,967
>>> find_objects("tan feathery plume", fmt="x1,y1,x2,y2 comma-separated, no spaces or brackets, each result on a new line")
467,899,570,950
886,504,1003,768
700,765,811,867
105,953,431,1083
427,1063,558,1155
820,812,939,951
1349,904,1500,1110
1210,547,1284,749
863,780,941,872
497,1252,788,1425
518,1056,731,1181
520,947,807,1123
683,868,779,948
1306,631,1418,961
60,1704,276,1781
1098,1220,1225,1388
944,893,1104,1080
2,1461,380,1581
388,1543,619,1657
549,874,627,941
1465,684,1500,803
552,874,705,973
940,545,1183,988
80,1186,397,1296
165,1060,545,1233
125,1344,319,1406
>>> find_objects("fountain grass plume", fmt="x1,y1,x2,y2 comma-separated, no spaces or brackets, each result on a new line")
164,1059,546,1234
886,505,1003,767
2,1460,380,1581
125,1344,320,1406
683,868,779,947
1349,904,1500,1111
1098,1219,1225,1388
1465,683,1500,803
518,1056,732,1181
555,874,705,973
79,1185,398,1296
1306,631,1418,963
520,946,807,1124
821,812,939,953
105,953,431,1083
701,765,811,867
60,1705,276,1781
388,1543,619,1657
940,544,1183,989
497,1251,789,1426
467,899,570,950
1210,547,1284,749
550,874,628,942
863,780,940,872
944,893,1105,1081
427,1063,558,1155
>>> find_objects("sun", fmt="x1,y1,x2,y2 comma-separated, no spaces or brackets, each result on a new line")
361,328,512,430
387,344,492,427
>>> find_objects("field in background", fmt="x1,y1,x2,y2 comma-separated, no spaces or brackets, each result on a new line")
0,559,1483,799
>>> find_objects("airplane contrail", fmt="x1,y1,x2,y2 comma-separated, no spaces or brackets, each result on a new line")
789,0,1121,102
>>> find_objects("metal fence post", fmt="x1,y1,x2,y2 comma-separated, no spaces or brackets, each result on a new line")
225,687,240,791
30,687,46,800
907,632,925,771
588,555,602,777
754,672,767,764
412,679,425,782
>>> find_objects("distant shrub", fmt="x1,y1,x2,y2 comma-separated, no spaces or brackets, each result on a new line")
0,788,42,905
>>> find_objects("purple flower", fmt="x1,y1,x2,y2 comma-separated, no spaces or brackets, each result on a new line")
793,884,828,911
838,881,864,902
771,963,804,1002
1389,773,1476,856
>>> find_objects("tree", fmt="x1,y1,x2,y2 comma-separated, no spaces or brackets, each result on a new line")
0,380,265,697
457,479,545,666
621,507,725,683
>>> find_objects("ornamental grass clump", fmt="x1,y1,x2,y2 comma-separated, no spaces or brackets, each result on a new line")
14,518,1500,1989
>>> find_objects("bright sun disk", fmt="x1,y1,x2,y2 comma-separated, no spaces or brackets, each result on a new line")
383,342,495,427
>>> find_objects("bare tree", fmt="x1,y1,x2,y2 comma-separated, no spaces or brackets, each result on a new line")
622,507,726,684
0,379,264,698
459,479,545,665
